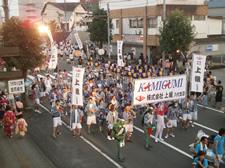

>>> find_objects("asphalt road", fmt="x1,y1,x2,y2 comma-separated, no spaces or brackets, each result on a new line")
23,58,225,168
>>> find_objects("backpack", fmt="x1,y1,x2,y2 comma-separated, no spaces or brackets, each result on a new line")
15,102,22,112
18,121,24,131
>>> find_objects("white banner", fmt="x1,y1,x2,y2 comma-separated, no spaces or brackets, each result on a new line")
72,67,84,106
48,45,58,69
133,75,187,105
110,45,113,52
191,54,206,93
131,47,136,55
74,32,83,49
117,40,124,67
8,79,25,94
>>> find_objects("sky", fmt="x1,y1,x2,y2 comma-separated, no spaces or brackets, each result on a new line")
0,0,80,19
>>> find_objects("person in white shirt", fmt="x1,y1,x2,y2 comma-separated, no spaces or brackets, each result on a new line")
45,75,52,102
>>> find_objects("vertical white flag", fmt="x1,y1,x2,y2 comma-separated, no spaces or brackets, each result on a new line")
74,32,83,49
117,40,124,67
48,45,58,69
72,67,84,106
191,54,206,93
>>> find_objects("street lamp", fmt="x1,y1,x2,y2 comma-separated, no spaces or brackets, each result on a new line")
38,25,49,33
38,25,53,45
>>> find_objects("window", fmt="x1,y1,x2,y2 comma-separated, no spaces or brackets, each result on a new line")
116,20,119,28
129,18,143,28
138,19,143,28
194,15,205,21
148,17,157,28
130,19,137,28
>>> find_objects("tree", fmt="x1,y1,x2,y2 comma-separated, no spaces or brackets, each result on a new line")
48,20,57,33
87,8,113,48
1,17,43,107
159,9,196,71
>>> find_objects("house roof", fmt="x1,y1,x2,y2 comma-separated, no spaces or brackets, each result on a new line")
208,0,225,8
41,2,86,15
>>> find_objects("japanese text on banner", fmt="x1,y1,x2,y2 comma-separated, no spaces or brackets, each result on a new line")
133,75,187,105
191,54,206,93
72,67,84,106
74,32,83,50
48,45,58,69
8,79,25,94
117,40,124,67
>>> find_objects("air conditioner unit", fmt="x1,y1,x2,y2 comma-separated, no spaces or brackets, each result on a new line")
139,29,142,35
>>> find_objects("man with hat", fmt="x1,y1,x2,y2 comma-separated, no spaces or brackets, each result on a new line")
112,118,126,162
164,102,180,139
142,107,156,150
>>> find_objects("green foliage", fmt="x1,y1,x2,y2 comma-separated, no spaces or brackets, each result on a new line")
87,8,113,47
1,17,43,72
159,9,196,54
48,20,57,33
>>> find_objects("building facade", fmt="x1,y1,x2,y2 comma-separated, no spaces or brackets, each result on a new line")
41,2,90,31
208,0,225,34
100,0,222,60
18,0,55,24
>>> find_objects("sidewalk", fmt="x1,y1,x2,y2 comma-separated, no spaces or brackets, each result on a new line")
0,106,56,168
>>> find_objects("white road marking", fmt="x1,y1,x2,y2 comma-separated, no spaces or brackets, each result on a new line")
179,117,218,133
80,136,123,168
46,74,56,80
133,126,193,159
38,103,122,168
197,104,224,114
27,75,34,80
37,74,47,79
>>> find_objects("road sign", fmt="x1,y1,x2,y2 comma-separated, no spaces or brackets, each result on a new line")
24,80,32,87
8,79,25,94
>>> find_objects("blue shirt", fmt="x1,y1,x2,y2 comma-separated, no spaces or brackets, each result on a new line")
194,143,207,155
213,135,225,155
193,157,208,168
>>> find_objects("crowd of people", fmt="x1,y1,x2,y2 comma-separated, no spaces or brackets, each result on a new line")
27,40,225,165
0,91,28,138
1,40,224,166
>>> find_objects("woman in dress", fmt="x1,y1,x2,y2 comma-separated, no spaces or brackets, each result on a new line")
2,105,16,138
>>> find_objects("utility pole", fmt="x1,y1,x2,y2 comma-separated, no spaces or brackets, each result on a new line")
64,0,67,31
145,0,148,64
107,3,110,60
3,0,9,21
162,0,166,75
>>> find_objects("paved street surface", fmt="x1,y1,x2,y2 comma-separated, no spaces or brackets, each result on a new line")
1,58,225,168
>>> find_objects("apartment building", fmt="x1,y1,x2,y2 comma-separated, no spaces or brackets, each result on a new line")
100,0,223,60
18,0,55,24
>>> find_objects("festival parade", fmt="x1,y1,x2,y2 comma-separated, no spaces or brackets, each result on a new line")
0,0,225,168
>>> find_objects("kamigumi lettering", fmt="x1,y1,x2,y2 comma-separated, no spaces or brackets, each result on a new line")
138,78,183,92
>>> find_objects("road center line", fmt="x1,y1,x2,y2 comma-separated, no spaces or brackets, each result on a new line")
38,104,122,168
197,104,223,114
133,126,193,159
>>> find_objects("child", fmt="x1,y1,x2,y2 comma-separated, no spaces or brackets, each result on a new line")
192,151,208,168
201,92,208,108
15,115,28,138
